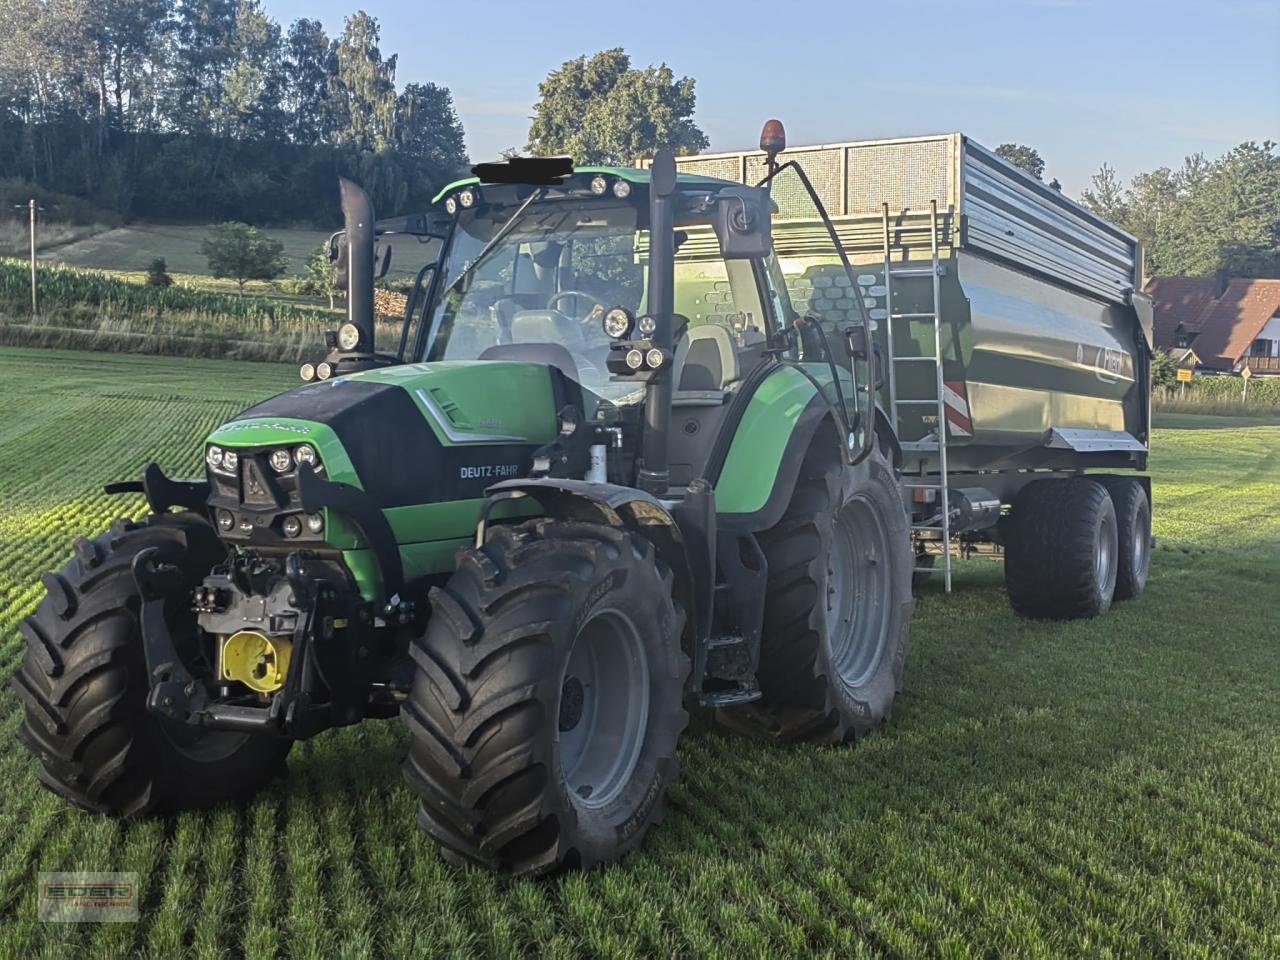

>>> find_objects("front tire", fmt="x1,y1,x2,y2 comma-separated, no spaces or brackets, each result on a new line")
721,443,914,743
402,520,688,876
1004,478,1119,619
12,514,292,816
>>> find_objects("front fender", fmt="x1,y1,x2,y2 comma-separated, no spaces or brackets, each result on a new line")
481,477,710,670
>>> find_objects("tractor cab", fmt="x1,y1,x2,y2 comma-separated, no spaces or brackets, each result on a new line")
321,145,876,499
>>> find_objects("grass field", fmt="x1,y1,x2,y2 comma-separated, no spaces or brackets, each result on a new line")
42,225,331,277
0,346,1277,958
41,223,423,283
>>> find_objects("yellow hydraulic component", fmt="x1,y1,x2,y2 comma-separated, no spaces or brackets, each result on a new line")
221,630,293,694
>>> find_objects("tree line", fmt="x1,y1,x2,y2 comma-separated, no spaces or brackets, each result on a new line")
0,2,468,224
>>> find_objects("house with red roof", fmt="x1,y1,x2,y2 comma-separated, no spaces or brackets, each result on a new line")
1145,274,1280,375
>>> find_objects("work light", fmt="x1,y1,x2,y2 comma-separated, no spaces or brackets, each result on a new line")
645,348,667,369
625,348,644,370
269,448,293,473
637,314,657,337
603,307,634,339
299,362,316,382
337,323,361,351
458,188,476,209
590,175,608,196
612,179,631,199
316,361,333,380
444,196,458,215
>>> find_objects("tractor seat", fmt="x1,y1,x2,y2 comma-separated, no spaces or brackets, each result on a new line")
478,342,581,382
509,310,589,353
672,323,739,406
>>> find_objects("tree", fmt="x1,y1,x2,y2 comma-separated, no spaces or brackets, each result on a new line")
397,81,467,177
301,242,337,307
329,11,397,153
994,143,1045,180
1150,349,1178,390
527,49,708,164
145,257,173,287
1081,141,1279,278
201,222,289,294
283,19,333,145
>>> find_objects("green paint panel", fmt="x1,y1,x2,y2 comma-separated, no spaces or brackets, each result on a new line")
353,361,560,446
206,417,363,488
715,366,820,515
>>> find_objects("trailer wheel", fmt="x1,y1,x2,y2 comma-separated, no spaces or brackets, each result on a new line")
719,442,913,743
1095,477,1151,601
402,520,688,876
12,514,292,816
1004,478,1119,619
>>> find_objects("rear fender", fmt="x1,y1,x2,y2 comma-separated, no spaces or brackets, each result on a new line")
708,365,851,533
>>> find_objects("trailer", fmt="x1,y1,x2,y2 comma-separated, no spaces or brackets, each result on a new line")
668,133,1155,614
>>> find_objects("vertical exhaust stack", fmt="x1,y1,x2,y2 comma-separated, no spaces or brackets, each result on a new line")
339,178,376,354
638,149,677,498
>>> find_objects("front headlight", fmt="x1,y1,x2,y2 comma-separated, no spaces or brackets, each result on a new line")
206,445,224,468
295,444,318,468
269,448,293,473
222,450,239,471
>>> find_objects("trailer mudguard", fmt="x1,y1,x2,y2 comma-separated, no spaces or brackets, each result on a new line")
709,364,848,533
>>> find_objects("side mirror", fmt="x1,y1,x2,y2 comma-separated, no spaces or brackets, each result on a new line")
714,186,772,259
331,238,392,289
374,242,392,279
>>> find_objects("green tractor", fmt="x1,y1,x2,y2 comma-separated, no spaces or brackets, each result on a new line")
13,122,912,875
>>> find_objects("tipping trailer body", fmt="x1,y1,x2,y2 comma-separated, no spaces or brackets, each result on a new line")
669,134,1154,478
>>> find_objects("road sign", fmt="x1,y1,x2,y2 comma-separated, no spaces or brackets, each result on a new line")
1176,368,1193,383
1241,366,1253,380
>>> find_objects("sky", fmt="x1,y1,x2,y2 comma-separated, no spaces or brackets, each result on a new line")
262,0,1280,197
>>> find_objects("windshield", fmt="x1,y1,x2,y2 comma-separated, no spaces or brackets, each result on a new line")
425,200,646,401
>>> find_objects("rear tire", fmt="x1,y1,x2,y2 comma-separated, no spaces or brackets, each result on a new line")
1095,477,1151,601
12,514,292,816
1004,478,1119,619
402,520,688,876
720,443,914,743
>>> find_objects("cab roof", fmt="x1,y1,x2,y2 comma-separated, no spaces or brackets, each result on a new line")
431,165,734,205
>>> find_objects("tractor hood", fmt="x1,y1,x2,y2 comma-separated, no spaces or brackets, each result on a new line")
207,361,563,509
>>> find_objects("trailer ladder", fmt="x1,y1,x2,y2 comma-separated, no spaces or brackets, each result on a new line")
882,199,952,592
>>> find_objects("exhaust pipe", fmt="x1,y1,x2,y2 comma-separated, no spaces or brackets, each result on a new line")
339,178,376,353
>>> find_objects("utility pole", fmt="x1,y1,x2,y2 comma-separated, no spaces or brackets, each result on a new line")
14,200,40,315
29,199,38,316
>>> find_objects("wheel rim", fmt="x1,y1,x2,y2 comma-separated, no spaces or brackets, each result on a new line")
557,609,649,810
1096,506,1118,596
826,497,892,690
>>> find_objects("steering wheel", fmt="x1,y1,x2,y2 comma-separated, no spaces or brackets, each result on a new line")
547,290,604,323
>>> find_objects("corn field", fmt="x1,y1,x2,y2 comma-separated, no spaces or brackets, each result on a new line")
0,260,339,362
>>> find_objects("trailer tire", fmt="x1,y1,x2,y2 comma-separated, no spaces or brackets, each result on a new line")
402,519,688,876
1004,478,1119,619
719,443,913,743
1095,477,1151,601
12,514,292,816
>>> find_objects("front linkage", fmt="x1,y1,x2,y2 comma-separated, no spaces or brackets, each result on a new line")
117,461,410,741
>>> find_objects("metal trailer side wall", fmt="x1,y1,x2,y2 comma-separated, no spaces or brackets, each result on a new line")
670,134,1151,472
